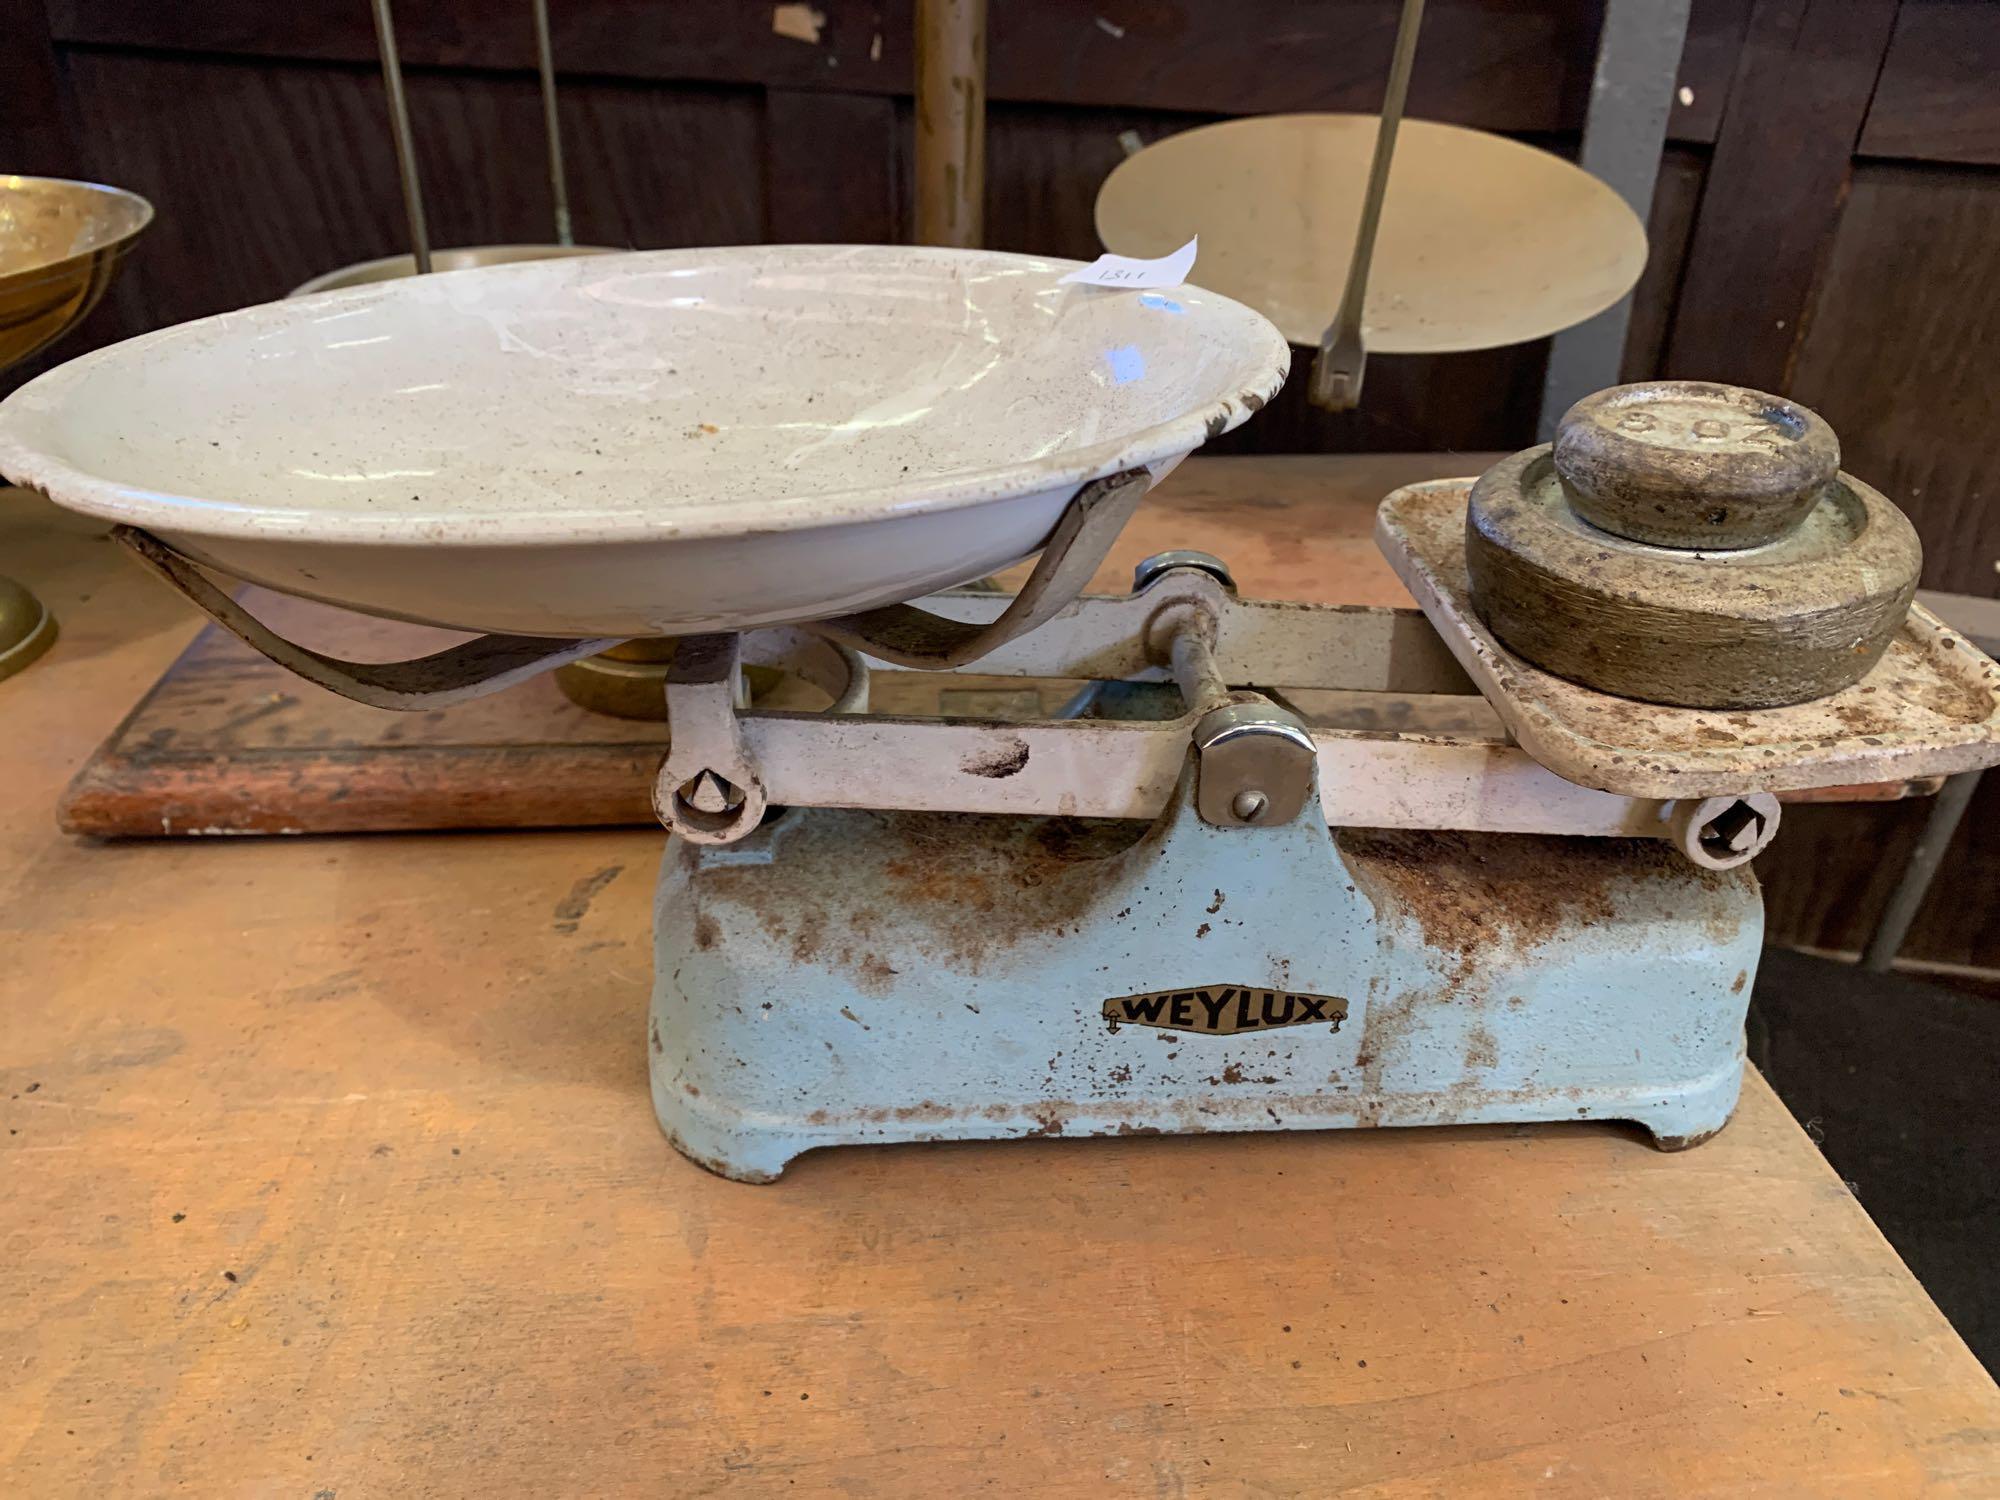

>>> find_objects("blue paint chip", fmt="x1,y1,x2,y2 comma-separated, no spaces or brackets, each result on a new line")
1104,344,1147,384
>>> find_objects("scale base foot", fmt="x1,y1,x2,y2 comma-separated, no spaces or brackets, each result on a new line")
651,1062,1746,1183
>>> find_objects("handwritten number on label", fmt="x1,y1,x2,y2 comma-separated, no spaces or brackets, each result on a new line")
1060,236,1198,291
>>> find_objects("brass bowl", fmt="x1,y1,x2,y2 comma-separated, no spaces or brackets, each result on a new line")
553,641,790,722
290,242,618,297
0,175,152,679
0,175,153,370
555,639,680,721
0,571,57,682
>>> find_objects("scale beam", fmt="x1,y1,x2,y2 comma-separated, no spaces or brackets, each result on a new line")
656,561,1780,864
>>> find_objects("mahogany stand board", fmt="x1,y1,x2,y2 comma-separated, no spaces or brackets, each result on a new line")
59,595,671,836
59,454,1465,837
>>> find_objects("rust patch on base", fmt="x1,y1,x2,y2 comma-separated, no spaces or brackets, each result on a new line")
1355,986,1419,1119
662,1128,780,1184
700,811,1148,985
960,736,1030,778
1340,829,1743,984
1464,1023,1499,1070
1653,1120,1729,1152
1345,830,1618,958
855,954,898,995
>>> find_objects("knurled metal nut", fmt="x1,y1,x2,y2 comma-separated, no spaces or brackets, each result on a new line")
1554,380,1840,551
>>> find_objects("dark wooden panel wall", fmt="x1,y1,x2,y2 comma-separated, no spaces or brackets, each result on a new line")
4,0,1997,972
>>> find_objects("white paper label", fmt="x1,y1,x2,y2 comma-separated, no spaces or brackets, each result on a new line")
1059,236,1198,290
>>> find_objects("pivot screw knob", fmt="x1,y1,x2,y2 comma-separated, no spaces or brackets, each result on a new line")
1191,704,1316,829
1553,380,1840,550
1230,789,1269,823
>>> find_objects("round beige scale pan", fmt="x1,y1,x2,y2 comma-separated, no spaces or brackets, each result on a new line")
1096,113,1649,353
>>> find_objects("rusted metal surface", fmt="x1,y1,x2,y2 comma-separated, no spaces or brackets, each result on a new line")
1380,480,2000,796
649,759,1763,1181
655,628,867,844
650,563,1702,852
1482,382,1917,706
1341,828,1748,986
878,567,1473,694
694,809,1146,983
731,667,1676,838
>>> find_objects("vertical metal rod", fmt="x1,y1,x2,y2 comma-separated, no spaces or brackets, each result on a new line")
914,0,987,247
1537,0,1692,438
1164,606,1229,715
369,0,432,274
1860,769,1983,972
1309,0,1426,411
531,0,573,246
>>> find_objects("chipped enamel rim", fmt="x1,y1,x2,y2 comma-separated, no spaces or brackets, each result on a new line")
0,244,1291,549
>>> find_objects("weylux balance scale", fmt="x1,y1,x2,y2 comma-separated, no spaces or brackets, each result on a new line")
4,246,1997,1181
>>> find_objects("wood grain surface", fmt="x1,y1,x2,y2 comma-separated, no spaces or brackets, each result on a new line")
0,0,76,175
5,472,2000,1495
40,0,1745,138
1861,0,2000,167
1789,163,2000,598
1662,0,1901,394
766,90,904,244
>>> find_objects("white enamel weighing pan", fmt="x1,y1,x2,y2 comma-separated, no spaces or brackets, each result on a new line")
0,245,1289,637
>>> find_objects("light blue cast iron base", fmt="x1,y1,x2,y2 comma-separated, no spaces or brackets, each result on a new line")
651,765,1763,1181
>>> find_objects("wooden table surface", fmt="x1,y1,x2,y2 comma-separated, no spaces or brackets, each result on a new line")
5,458,1997,1497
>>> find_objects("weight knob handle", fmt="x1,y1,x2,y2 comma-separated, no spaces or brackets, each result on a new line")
1553,380,1840,550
